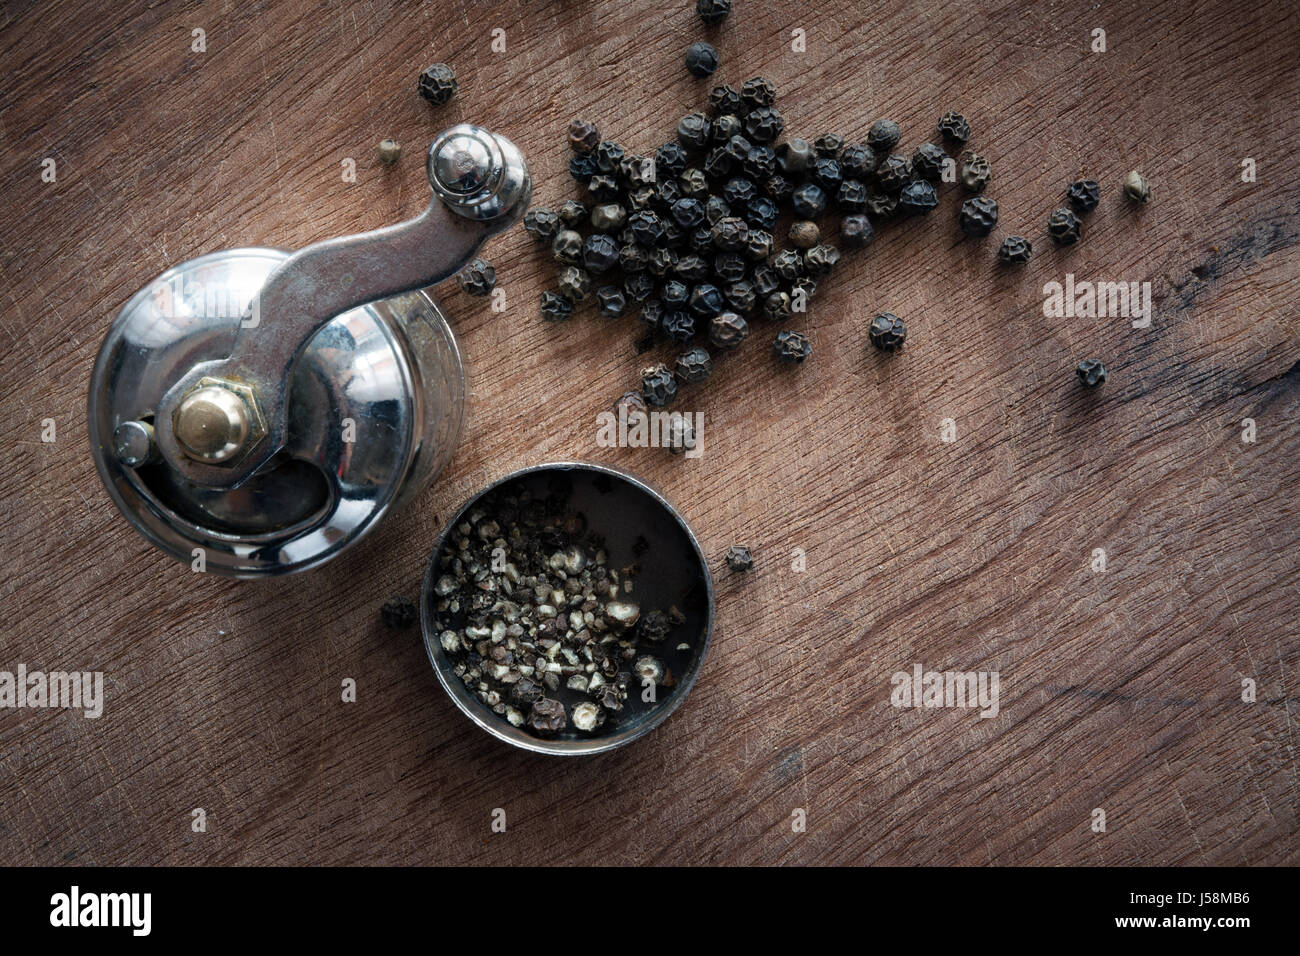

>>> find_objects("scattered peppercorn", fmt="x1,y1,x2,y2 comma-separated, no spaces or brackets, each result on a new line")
997,235,1033,264
559,200,588,227
868,312,907,352
456,258,496,296
675,346,713,384
790,182,826,218
1077,358,1108,387
875,154,912,193
841,214,874,248
523,208,560,242
696,0,732,25
937,110,970,145
912,143,947,182
960,152,991,192
416,63,457,105
773,329,811,363
898,179,939,215
685,41,719,77
725,544,754,572
709,311,749,348
540,291,574,321
803,244,841,278
1066,179,1101,214
568,119,600,154
1123,170,1151,203
380,595,417,630
1047,207,1082,245
789,220,820,248
596,286,627,318
641,363,678,406
959,196,999,237
740,75,777,108
377,139,402,165
552,229,583,263
582,234,621,273
867,119,901,153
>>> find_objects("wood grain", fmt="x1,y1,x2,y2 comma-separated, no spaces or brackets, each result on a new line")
0,0,1296,865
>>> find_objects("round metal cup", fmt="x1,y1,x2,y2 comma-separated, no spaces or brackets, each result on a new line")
421,462,714,755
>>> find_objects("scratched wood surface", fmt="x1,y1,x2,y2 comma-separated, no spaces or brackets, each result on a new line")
0,0,1296,866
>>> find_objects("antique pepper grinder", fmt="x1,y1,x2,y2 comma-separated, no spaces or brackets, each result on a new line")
89,125,530,576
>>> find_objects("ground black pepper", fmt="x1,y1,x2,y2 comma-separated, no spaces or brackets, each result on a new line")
416,63,457,105
868,312,907,352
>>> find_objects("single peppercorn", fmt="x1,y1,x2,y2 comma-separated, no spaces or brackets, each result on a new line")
772,249,803,281
741,75,777,108
661,279,689,310
380,595,417,630
742,145,777,181
587,174,620,201
863,192,899,220
789,220,820,249
868,312,907,352
416,63,457,105
620,243,648,274
557,266,592,303
591,202,627,233
540,290,574,321
615,389,648,423
703,147,734,182
677,113,712,150
812,133,844,158
620,153,654,187
712,216,749,251
997,235,1033,264
628,209,666,246
648,247,679,277
625,271,656,302
675,346,713,384
641,363,678,406
640,299,664,333
723,133,752,164
751,264,780,297
685,41,719,77
875,154,912,194
763,290,793,322
746,196,778,231
569,154,598,183
867,119,901,153
671,196,707,230
773,330,811,364
839,143,876,180
708,83,743,116
744,106,784,144
959,196,999,237
803,244,841,279
559,200,588,227
593,140,625,174
704,195,731,224
898,179,939,215
1123,170,1151,203
710,311,749,348
791,276,817,306
456,258,496,296
656,141,688,178
552,229,583,263
725,544,753,572
912,143,948,182
937,110,970,145
1067,179,1101,214
680,167,709,197
582,234,621,273
791,182,827,219
568,119,600,154
696,0,732,25
778,138,815,175
677,253,710,282
724,279,756,313
689,283,725,317
1047,207,1082,245
720,177,755,208
841,214,874,248
711,114,742,143
960,152,991,193
763,174,793,203
377,139,401,165
811,156,843,191
713,251,747,284
1077,359,1108,387
523,208,560,241
596,286,627,318
662,310,696,341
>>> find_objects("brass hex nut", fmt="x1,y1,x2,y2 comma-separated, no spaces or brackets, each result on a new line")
172,376,267,464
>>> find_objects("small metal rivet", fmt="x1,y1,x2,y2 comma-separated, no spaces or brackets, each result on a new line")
112,420,157,468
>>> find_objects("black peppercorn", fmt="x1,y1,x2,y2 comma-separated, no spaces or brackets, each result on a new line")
629,186,658,211
789,220,820,249
523,208,560,242
791,276,817,305
656,142,688,178
763,290,793,321
773,330,811,363
722,177,756,208
867,119,901,153
838,143,876,180
744,106,784,144
697,0,732,25
685,41,719,78
898,179,939,215
628,209,666,246
688,224,714,254
582,234,621,273
704,147,733,181
642,363,678,406
863,192,899,220
723,134,752,165
557,265,592,303
703,195,731,225
711,216,749,251
725,544,754,571
568,119,600,154
647,246,679,276
559,200,588,227
708,83,743,116
456,258,496,296
620,153,654,188
751,264,780,297
710,311,749,348
662,310,696,342
811,156,843,191
416,63,457,105
1047,207,1082,245
591,202,627,233
836,179,869,212
1123,170,1151,203
661,279,689,310
677,113,712,150
640,299,664,332
1076,358,1108,387
741,75,777,108
997,235,1033,264
676,253,710,282
791,182,827,219
620,243,649,274
803,244,841,279
745,229,772,261
778,138,815,176
671,197,707,230
958,196,999,237
937,110,970,146
689,283,724,318
746,196,778,231
813,133,845,157
625,271,656,302
675,346,713,384
657,177,683,207
724,279,756,313
593,140,625,175
552,229,583,263
1067,179,1101,214
912,143,948,182
380,596,417,630
711,114,742,144
713,251,747,283
569,154,598,183
528,697,567,733
680,167,709,197
772,249,803,281
841,214,874,248
596,286,627,318
587,174,620,202
540,290,574,321
742,145,776,181
868,312,907,352
960,152,991,193
875,154,912,193
763,174,794,202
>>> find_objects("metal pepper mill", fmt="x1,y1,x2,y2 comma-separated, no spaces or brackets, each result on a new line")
89,125,530,576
